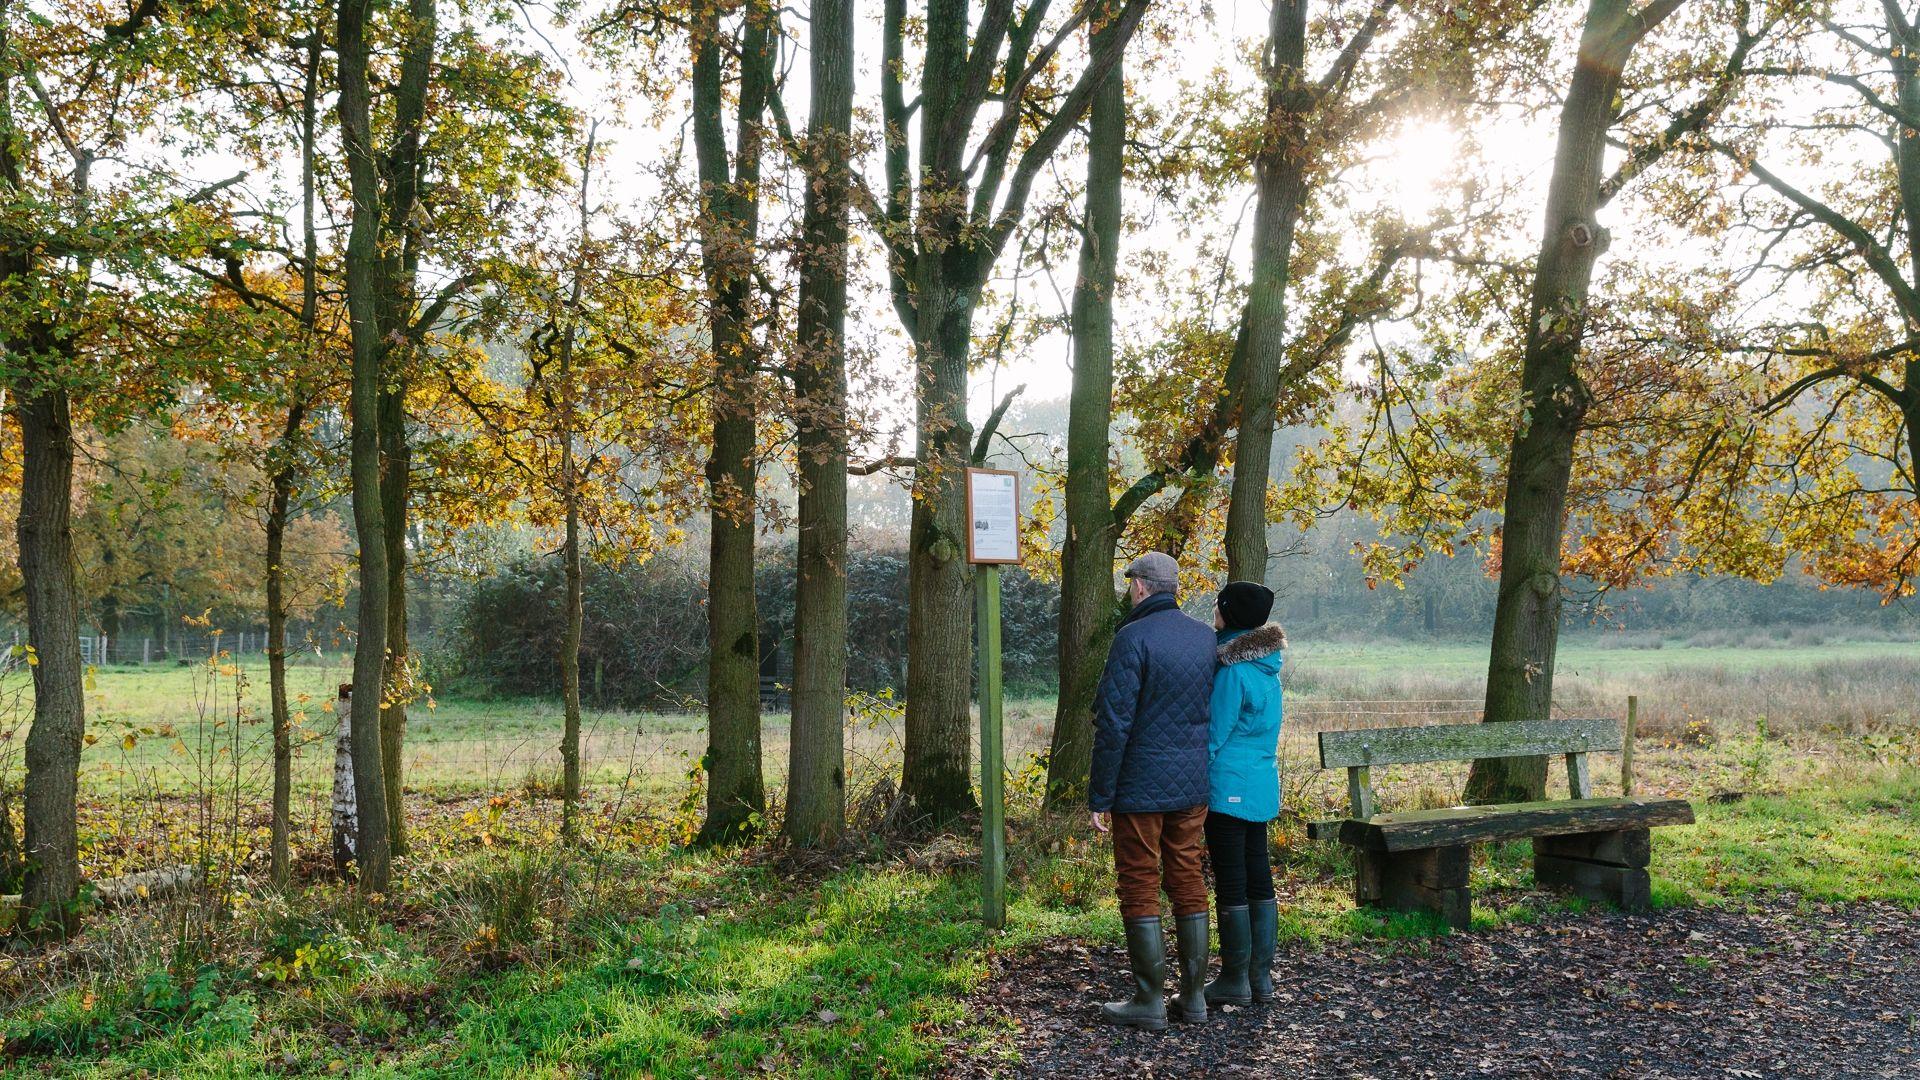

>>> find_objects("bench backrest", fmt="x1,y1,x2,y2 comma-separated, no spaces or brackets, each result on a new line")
1320,718,1620,820
1318,718,1620,769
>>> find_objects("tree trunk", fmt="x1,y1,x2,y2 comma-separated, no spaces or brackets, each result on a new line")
336,0,393,892
379,396,409,856
784,0,855,847
265,403,304,887
1045,9,1126,809
560,462,583,842
331,686,357,875
902,276,979,824
14,379,86,933
369,0,434,862
692,6,772,846
1468,0,1652,804
898,0,984,826
1223,0,1310,584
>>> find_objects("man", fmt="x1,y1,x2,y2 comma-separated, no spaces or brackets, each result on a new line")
1088,551,1216,1029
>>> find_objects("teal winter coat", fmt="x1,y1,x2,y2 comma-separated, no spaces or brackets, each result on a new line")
1208,623,1285,823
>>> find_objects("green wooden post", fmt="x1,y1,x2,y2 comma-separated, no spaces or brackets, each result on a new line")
977,563,1006,929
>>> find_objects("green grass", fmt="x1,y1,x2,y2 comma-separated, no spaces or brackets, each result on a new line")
5,765,1919,1077
1654,767,1920,906
4,639,1918,1075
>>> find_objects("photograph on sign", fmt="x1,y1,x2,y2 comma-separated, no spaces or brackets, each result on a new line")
966,468,1021,564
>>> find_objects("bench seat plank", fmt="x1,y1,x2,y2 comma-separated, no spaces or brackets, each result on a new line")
1333,796,1694,852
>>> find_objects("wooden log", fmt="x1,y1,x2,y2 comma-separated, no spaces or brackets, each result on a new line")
94,864,200,907
1319,718,1620,769
1338,797,1693,852
1353,846,1472,930
4,863,201,921
1535,828,1650,868
1534,853,1651,911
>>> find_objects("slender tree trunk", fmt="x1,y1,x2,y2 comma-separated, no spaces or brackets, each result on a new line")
785,0,855,847
692,6,772,845
336,0,393,892
1468,0,1659,804
13,378,86,932
331,686,357,874
560,487,583,841
555,126,594,846
1223,0,1310,584
268,23,323,889
379,403,409,856
1046,8,1126,809
369,0,434,861
265,402,305,887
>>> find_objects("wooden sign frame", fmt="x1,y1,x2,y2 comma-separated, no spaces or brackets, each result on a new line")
964,467,1022,565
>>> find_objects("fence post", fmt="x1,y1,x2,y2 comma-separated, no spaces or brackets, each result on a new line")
143,637,151,664
1622,694,1638,797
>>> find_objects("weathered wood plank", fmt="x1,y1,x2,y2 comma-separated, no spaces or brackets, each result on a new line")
1353,849,1472,929
1534,853,1652,911
1318,718,1621,769
1347,765,1377,819
1306,818,1345,842
1566,751,1592,799
1336,797,1694,852
1535,828,1651,868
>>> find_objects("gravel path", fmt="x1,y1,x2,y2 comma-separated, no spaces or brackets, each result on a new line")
947,901,1920,1079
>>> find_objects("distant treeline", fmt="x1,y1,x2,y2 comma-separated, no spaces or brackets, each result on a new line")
430,539,1917,709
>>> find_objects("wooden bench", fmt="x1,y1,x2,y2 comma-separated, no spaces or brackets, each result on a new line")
1305,718,1694,929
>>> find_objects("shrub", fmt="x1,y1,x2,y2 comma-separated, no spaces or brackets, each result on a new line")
440,545,1062,704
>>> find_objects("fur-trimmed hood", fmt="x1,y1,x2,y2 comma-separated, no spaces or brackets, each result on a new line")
1217,622,1287,665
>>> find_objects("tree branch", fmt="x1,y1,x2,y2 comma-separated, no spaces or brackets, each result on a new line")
978,0,1149,277
1710,134,1920,325
850,454,918,475
971,382,1026,465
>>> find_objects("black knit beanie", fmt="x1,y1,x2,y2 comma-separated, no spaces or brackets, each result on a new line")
1217,580,1274,631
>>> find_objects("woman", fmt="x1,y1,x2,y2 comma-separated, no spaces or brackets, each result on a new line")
1203,580,1285,1007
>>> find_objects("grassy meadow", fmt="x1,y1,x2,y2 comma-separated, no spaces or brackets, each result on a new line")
0,630,1916,1076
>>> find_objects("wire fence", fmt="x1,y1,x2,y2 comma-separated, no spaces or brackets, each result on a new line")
4,637,1661,886
0,630,288,671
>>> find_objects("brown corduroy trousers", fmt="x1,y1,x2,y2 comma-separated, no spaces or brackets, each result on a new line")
1111,804,1209,919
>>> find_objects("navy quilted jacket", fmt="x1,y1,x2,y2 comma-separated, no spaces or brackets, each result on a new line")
1087,591,1216,813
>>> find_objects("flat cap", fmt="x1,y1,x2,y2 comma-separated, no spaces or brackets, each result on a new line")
1122,550,1180,584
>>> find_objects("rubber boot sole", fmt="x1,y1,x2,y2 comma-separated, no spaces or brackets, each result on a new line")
1101,1008,1168,1032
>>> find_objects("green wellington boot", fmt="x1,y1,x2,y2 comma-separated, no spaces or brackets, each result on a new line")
1248,898,1278,1003
1101,916,1168,1031
1204,904,1251,1006
1170,911,1209,1023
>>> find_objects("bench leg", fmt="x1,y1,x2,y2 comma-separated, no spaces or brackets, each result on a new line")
1533,828,1652,911
1353,846,1470,930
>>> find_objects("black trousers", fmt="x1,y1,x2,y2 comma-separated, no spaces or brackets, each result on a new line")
1204,810,1275,908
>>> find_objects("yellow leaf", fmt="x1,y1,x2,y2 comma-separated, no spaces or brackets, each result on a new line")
122,733,139,751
